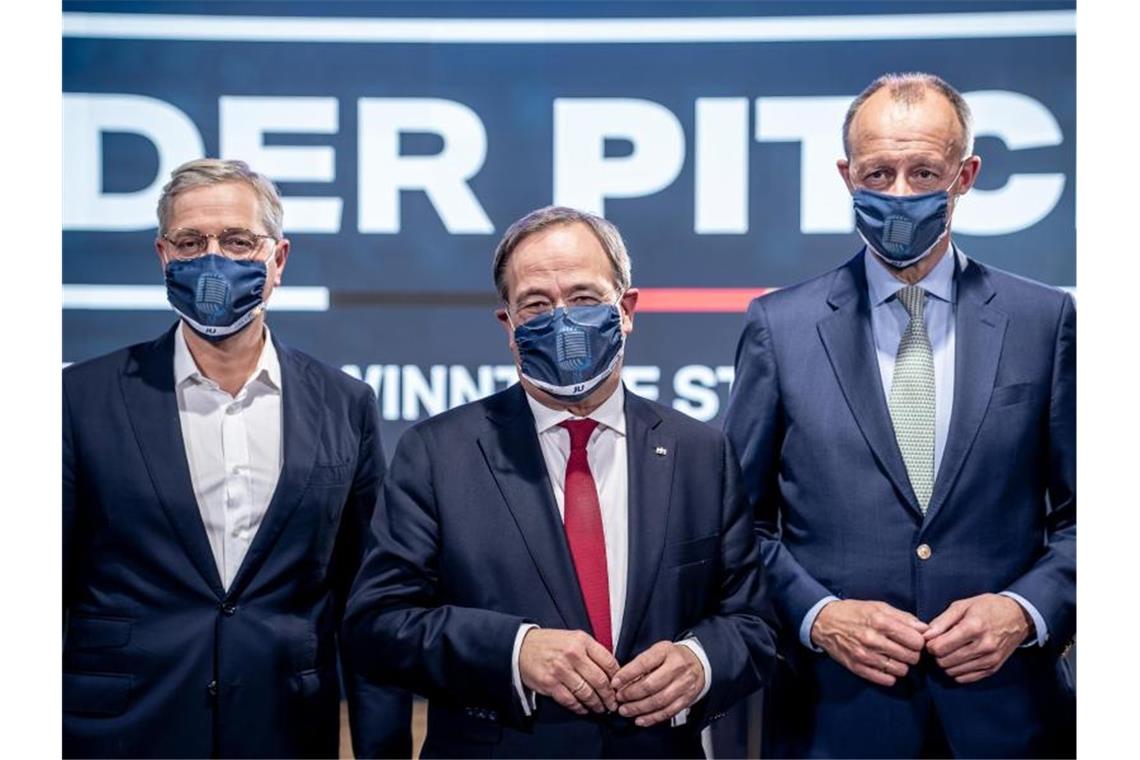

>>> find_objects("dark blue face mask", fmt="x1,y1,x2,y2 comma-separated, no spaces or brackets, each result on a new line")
165,254,267,342
513,302,625,402
853,187,952,268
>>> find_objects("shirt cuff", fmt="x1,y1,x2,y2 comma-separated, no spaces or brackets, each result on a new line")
1000,591,1049,648
511,623,539,716
670,637,712,727
800,595,839,652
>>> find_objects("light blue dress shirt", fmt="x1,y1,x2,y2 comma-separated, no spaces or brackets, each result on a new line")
798,246,1047,651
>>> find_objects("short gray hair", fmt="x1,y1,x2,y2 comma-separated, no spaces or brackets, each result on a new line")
157,158,284,238
842,72,974,161
492,206,632,302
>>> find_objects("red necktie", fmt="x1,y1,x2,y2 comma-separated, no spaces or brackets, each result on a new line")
559,419,613,651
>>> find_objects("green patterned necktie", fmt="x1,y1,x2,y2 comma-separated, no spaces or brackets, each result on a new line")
889,285,935,512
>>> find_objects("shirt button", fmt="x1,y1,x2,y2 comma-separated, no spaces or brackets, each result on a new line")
226,403,241,415
231,465,242,476
221,603,237,616
207,680,219,697
916,543,933,560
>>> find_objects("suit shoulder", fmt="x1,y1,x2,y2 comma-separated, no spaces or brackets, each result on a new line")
409,387,508,438
740,263,846,331
285,345,375,401
975,261,1071,309
63,338,155,392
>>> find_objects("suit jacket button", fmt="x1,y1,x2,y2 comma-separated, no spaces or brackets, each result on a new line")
207,680,219,697
221,603,237,616
916,544,933,560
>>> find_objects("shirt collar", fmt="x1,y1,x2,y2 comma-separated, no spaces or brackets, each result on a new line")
173,322,282,393
525,381,627,437
863,243,960,307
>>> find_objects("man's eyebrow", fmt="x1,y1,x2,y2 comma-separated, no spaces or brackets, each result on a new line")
513,281,607,302
513,286,553,302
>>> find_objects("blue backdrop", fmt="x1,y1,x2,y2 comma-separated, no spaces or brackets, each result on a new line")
63,1,1076,445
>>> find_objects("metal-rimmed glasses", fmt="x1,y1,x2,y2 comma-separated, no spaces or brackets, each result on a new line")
160,228,278,260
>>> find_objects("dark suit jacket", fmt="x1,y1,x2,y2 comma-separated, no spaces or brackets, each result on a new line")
724,251,1076,758
62,324,411,759
344,384,776,758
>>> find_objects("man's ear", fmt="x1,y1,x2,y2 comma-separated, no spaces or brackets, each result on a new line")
271,238,291,286
837,158,855,193
619,288,639,334
954,155,982,196
495,306,515,345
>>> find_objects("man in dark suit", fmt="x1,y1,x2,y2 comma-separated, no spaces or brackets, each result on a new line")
62,158,410,758
724,73,1075,757
344,205,776,758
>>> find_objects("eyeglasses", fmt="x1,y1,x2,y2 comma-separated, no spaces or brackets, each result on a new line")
160,228,277,260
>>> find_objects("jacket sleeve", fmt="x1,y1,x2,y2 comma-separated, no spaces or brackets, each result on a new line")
1004,293,1076,655
723,297,836,640
343,423,529,722
335,387,413,758
684,436,778,726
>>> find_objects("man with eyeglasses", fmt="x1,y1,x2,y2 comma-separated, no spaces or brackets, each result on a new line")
344,205,777,757
62,158,411,758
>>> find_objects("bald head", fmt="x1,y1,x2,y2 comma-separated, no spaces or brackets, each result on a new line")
843,73,973,162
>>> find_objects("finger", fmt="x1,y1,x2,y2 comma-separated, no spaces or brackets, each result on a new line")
925,600,969,640
850,662,897,688
926,624,975,658
612,642,670,691
877,617,928,654
575,657,618,711
865,632,923,666
564,675,605,713
634,695,692,728
935,639,983,670
879,656,908,678
954,668,996,685
945,654,996,679
585,637,621,678
550,683,589,715
616,651,681,703
876,604,930,634
619,678,687,718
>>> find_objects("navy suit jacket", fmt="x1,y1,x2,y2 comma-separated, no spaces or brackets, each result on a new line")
62,324,411,759
724,252,1076,758
344,383,776,758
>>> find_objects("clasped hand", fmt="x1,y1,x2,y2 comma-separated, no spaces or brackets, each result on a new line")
811,593,1032,686
519,629,704,727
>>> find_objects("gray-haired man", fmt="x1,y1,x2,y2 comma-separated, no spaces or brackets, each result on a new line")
63,158,410,757
345,205,776,757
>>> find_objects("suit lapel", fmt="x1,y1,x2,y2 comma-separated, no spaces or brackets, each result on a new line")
226,337,325,598
120,324,225,597
615,393,674,663
817,256,924,517
923,257,1007,526
478,385,592,633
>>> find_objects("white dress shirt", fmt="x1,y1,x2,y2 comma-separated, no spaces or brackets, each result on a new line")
509,383,711,726
798,246,1047,650
174,324,283,590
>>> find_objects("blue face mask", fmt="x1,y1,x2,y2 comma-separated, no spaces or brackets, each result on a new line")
165,254,267,342
513,302,625,402
853,187,952,268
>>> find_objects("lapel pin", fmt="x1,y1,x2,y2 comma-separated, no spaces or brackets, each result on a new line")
655,446,668,457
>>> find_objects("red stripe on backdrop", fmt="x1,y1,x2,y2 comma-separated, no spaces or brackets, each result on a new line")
635,288,776,313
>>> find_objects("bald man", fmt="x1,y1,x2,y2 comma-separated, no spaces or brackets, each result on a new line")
724,73,1075,757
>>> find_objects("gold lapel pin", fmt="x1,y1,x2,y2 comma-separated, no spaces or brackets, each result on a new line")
655,446,668,456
